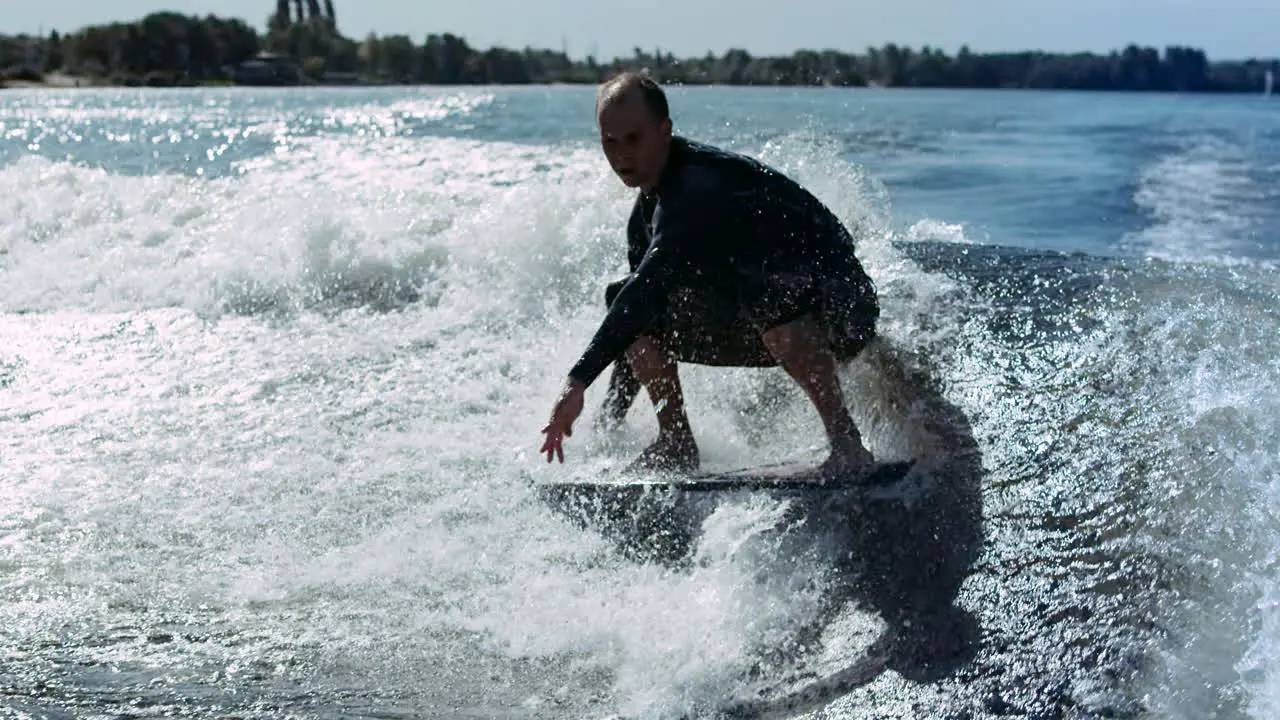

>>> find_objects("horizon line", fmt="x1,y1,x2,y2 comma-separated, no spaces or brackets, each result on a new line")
2,13,1279,65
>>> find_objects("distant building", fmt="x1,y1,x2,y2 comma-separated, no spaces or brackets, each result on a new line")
233,52,304,85
321,71,359,85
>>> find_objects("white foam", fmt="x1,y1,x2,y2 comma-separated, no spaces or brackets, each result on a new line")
903,218,974,245
0,121,961,716
0,87,495,127
0,134,608,317
1125,134,1276,266
1104,269,1280,720
1241,470,1280,720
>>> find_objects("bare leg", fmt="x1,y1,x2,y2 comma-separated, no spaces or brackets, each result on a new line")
596,358,641,432
759,315,875,474
596,278,641,431
624,335,699,471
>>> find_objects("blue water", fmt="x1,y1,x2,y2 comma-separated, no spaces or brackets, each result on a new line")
1,85,1278,719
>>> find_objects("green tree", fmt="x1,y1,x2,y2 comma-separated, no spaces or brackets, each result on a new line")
7,13,1277,93
43,31,63,72
358,32,381,78
380,35,416,81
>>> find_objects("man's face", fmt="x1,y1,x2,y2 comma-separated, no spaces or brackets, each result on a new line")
597,92,672,192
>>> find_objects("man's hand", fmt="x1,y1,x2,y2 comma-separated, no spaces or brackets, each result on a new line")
540,378,586,463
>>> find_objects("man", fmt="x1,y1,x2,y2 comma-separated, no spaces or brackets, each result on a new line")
539,71,881,476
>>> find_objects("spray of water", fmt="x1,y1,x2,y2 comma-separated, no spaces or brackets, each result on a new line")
2,92,1278,719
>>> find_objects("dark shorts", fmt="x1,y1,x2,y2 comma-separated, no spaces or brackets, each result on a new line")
604,269,878,367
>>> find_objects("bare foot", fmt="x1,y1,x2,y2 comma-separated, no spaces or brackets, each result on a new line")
625,432,700,473
820,431,877,479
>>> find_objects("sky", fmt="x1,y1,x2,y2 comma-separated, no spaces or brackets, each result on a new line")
2,0,1278,61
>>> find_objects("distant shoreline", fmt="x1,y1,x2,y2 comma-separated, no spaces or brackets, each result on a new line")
1,71,93,89
2,11,1277,95
3,78,1274,96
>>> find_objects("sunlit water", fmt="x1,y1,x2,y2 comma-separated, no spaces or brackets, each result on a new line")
1,86,1278,719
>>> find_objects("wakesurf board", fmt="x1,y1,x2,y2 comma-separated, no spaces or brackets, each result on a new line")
541,458,917,493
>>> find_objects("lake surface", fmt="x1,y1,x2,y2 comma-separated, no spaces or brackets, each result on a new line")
1,85,1278,719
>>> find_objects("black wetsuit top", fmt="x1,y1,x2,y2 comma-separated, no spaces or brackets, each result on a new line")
567,136,868,388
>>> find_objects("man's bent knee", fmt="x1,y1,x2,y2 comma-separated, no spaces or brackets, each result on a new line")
626,334,674,377
759,314,831,364
759,309,875,367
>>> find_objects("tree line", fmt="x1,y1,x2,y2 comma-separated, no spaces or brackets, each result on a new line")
1,11,1276,93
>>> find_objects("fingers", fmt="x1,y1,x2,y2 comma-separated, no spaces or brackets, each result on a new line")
540,427,565,464
540,397,578,463
544,436,563,463
539,430,555,462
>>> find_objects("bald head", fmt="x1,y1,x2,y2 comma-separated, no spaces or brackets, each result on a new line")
596,72,670,124
595,72,674,193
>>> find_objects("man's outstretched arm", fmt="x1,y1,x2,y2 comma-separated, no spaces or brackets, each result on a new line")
540,188,721,463
539,238,687,465
565,233,690,389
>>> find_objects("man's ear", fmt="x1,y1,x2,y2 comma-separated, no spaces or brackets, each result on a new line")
660,118,673,139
